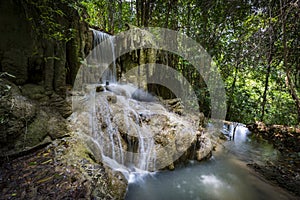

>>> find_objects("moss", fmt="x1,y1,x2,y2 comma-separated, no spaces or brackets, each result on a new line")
25,118,48,146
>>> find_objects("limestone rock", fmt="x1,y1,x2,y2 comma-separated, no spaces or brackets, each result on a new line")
195,134,213,161
21,84,49,102
163,98,184,115
96,85,105,92
107,95,117,103
50,93,72,118
71,84,214,172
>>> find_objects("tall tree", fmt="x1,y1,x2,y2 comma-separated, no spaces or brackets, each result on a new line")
280,0,300,123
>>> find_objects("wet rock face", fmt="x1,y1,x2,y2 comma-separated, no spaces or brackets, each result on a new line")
0,80,69,157
71,84,212,172
0,0,91,91
0,1,33,85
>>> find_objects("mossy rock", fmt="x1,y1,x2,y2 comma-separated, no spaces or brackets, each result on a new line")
21,84,47,100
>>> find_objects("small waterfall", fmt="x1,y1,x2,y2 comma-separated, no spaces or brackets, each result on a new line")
221,122,249,143
72,81,201,182
71,30,201,181
91,29,117,83
84,83,157,173
83,30,159,173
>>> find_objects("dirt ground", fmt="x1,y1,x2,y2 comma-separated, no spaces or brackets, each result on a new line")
0,136,126,200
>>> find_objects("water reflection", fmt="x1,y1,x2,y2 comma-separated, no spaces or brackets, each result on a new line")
223,124,279,164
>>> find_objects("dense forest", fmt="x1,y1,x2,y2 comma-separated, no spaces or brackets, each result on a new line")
4,0,300,125
0,0,299,199
77,0,300,125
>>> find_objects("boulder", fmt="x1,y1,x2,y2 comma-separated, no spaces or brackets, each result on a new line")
96,85,105,92
50,93,72,118
0,80,68,157
195,134,213,161
21,84,48,101
107,95,117,103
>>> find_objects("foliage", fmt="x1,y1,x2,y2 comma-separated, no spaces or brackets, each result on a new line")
78,0,300,125
23,0,78,42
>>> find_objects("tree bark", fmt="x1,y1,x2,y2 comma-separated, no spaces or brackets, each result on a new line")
261,61,271,121
44,40,54,91
286,70,300,123
54,42,66,97
261,8,273,121
281,0,300,124
226,63,238,120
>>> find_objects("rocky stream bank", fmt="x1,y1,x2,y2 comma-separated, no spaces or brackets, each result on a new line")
247,122,300,196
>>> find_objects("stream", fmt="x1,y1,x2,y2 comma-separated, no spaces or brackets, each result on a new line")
125,125,295,200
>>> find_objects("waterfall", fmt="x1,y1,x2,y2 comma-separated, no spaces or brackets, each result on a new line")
91,29,117,83
86,29,157,173
71,81,199,179
71,29,201,181
94,88,156,172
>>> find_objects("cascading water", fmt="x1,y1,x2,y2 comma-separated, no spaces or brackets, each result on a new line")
72,29,207,185
92,85,157,172
91,28,117,83
73,80,199,181
72,29,163,179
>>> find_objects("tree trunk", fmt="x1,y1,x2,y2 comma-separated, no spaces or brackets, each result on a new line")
108,0,114,33
261,62,271,121
260,30,273,121
54,42,66,97
136,0,141,26
286,70,300,123
261,11,273,121
226,62,238,120
281,0,300,124
44,40,54,91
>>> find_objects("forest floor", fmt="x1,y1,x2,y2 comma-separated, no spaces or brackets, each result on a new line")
0,138,91,200
247,122,300,197
248,154,300,197
0,136,125,200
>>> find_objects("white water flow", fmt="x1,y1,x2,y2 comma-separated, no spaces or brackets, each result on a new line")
91,29,117,83
77,80,199,183
87,83,159,175
113,89,156,171
72,30,194,180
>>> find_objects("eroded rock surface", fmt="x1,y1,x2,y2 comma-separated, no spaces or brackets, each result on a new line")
71,84,213,172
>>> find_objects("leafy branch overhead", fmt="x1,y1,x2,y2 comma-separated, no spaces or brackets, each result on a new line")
23,0,79,42
20,0,299,125
80,0,299,125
